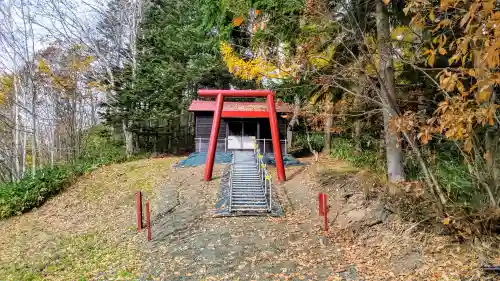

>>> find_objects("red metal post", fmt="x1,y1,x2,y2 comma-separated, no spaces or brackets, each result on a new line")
136,191,142,231
267,94,286,182
323,194,328,232
146,200,151,241
319,192,324,216
204,93,224,181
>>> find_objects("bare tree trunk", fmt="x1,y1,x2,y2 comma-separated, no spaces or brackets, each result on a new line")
6,1,21,181
402,131,446,214
305,120,319,162
376,1,404,182
21,0,37,175
484,90,499,206
351,85,363,155
90,90,97,126
323,96,333,154
286,95,300,150
136,134,140,153
71,87,78,161
123,119,134,157
121,0,143,157
353,120,362,155
31,88,37,173
324,112,333,154
472,50,498,205
50,128,55,167
22,130,27,176
13,76,20,181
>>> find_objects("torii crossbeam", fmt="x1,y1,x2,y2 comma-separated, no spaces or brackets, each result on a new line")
199,89,286,182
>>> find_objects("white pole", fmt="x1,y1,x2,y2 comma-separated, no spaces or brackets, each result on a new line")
263,139,266,154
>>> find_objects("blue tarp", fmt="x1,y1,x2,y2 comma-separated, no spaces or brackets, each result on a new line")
263,153,304,166
174,152,233,167
175,152,303,167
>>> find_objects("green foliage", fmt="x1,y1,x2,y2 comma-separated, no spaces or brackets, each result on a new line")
253,0,305,43
405,145,477,208
0,126,126,219
329,138,384,174
434,157,475,206
0,165,74,219
104,0,248,153
293,132,324,154
77,125,126,169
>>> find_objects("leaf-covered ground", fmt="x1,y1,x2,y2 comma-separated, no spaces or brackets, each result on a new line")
0,156,498,280
0,158,178,280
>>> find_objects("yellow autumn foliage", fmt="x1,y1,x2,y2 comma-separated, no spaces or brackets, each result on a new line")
308,44,336,69
71,55,94,71
37,54,95,92
0,75,14,104
220,41,284,83
391,25,416,41
38,59,51,75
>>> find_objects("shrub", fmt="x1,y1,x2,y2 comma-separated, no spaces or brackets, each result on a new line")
0,125,127,219
329,138,385,174
292,132,324,156
406,145,478,209
0,165,75,218
77,125,126,165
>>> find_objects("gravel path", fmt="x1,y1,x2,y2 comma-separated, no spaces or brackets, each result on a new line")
141,164,346,281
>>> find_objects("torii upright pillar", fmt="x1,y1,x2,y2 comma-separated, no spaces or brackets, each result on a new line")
199,89,286,182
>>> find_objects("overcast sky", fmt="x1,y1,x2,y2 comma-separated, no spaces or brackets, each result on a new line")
0,0,105,72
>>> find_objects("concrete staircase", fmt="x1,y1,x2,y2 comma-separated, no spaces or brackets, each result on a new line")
229,150,270,213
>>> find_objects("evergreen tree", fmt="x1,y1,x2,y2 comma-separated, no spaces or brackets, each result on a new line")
104,0,244,152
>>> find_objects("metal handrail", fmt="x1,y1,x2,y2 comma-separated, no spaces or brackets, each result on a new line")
195,137,288,154
253,138,273,212
195,138,228,152
228,156,234,213
255,139,288,155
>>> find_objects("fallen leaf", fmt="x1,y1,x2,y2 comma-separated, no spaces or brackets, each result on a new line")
232,16,244,27
443,217,450,225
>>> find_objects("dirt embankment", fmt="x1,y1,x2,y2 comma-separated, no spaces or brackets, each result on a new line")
296,158,499,281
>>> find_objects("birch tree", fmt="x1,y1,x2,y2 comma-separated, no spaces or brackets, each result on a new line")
34,0,145,156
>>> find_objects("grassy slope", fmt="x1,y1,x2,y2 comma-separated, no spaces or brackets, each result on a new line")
0,157,178,281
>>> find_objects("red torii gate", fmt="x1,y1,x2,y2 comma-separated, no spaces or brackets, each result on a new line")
199,89,286,182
